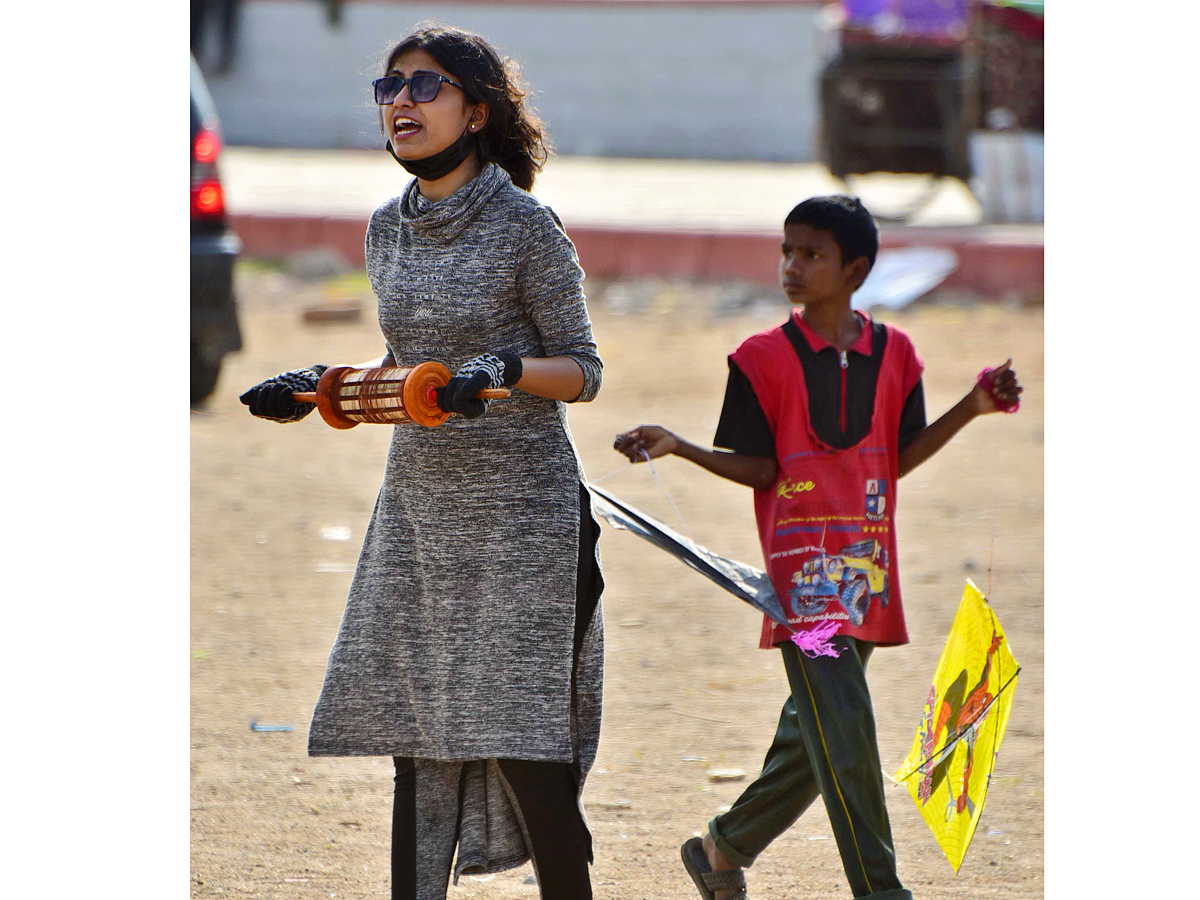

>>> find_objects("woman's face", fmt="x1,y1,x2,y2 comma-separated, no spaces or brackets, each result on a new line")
383,49,485,160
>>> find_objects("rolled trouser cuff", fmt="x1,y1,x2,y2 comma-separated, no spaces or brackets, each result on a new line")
708,817,759,869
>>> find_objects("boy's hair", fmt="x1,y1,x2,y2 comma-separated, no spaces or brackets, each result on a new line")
784,196,879,271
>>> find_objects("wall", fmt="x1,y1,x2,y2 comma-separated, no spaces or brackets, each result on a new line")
198,0,827,161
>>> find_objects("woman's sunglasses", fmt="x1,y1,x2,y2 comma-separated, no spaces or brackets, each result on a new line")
373,73,463,106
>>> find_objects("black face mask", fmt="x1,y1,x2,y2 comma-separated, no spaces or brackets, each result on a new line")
385,124,477,181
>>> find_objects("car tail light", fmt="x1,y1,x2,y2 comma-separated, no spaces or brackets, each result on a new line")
191,125,226,222
192,179,225,219
194,129,220,164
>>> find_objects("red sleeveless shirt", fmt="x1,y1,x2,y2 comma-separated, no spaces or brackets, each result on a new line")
729,310,924,649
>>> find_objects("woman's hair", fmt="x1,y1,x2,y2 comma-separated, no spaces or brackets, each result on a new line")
784,196,879,271
384,25,550,191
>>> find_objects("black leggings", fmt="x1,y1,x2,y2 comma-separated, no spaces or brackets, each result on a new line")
391,756,593,900
391,486,600,900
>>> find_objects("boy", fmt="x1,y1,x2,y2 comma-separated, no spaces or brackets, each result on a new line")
613,196,1021,900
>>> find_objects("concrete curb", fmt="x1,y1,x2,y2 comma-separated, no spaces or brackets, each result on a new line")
229,213,1043,299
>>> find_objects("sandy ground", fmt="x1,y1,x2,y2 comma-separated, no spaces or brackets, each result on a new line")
191,266,1043,899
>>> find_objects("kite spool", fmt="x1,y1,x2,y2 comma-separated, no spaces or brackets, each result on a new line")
292,362,509,429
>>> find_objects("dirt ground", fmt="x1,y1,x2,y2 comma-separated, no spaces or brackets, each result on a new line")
191,265,1043,899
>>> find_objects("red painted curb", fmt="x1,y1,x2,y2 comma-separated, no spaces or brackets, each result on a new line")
229,213,1043,298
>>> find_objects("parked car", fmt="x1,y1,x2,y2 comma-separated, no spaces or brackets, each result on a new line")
190,55,242,402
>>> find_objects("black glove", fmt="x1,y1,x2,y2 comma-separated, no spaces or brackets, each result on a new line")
239,365,328,422
434,352,522,420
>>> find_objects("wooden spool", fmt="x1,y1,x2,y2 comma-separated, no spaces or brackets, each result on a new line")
292,362,510,429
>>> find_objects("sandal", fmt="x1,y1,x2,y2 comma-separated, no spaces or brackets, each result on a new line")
680,836,748,900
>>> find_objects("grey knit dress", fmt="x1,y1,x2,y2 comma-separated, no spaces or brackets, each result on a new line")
306,163,604,881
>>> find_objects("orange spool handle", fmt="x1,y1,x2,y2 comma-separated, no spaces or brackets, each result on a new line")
290,387,509,405
420,386,511,404
291,363,510,429
291,389,510,401
289,388,510,404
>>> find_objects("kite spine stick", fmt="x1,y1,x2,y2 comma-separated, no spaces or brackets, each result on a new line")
896,668,1022,782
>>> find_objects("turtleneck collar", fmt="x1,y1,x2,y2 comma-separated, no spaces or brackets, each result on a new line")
399,163,512,243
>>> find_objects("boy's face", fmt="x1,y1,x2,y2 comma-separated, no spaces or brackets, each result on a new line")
780,223,868,308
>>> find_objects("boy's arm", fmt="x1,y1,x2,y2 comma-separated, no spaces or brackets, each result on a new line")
898,359,1022,478
614,426,778,491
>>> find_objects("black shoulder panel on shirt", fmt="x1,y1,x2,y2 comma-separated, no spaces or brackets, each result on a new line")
898,378,928,455
713,359,777,459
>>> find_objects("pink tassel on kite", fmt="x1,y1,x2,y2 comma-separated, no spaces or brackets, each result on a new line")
791,619,842,658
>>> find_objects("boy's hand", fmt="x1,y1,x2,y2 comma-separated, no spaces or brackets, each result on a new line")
969,358,1023,415
613,425,679,463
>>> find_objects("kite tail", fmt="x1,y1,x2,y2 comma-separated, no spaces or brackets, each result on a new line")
790,619,842,658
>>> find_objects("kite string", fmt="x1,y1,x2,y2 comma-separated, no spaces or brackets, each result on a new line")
988,525,995,600
644,451,694,541
984,400,1009,601
190,407,236,418
587,464,633,486
588,453,695,541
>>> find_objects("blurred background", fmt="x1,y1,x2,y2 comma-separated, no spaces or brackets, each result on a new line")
191,0,1043,400
193,0,1042,176
190,5,1046,896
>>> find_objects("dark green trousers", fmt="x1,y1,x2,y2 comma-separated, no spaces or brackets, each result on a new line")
709,638,912,900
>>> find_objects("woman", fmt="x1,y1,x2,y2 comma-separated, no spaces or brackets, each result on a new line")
239,26,604,900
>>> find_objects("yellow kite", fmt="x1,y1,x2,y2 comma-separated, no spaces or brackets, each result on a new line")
893,580,1020,873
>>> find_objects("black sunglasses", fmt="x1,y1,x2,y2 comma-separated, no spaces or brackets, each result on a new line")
373,73,463,105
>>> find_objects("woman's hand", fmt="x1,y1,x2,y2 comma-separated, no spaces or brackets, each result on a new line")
240,365,328,422
435,352,522,419
613,425,679,463
969,359,1023,415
